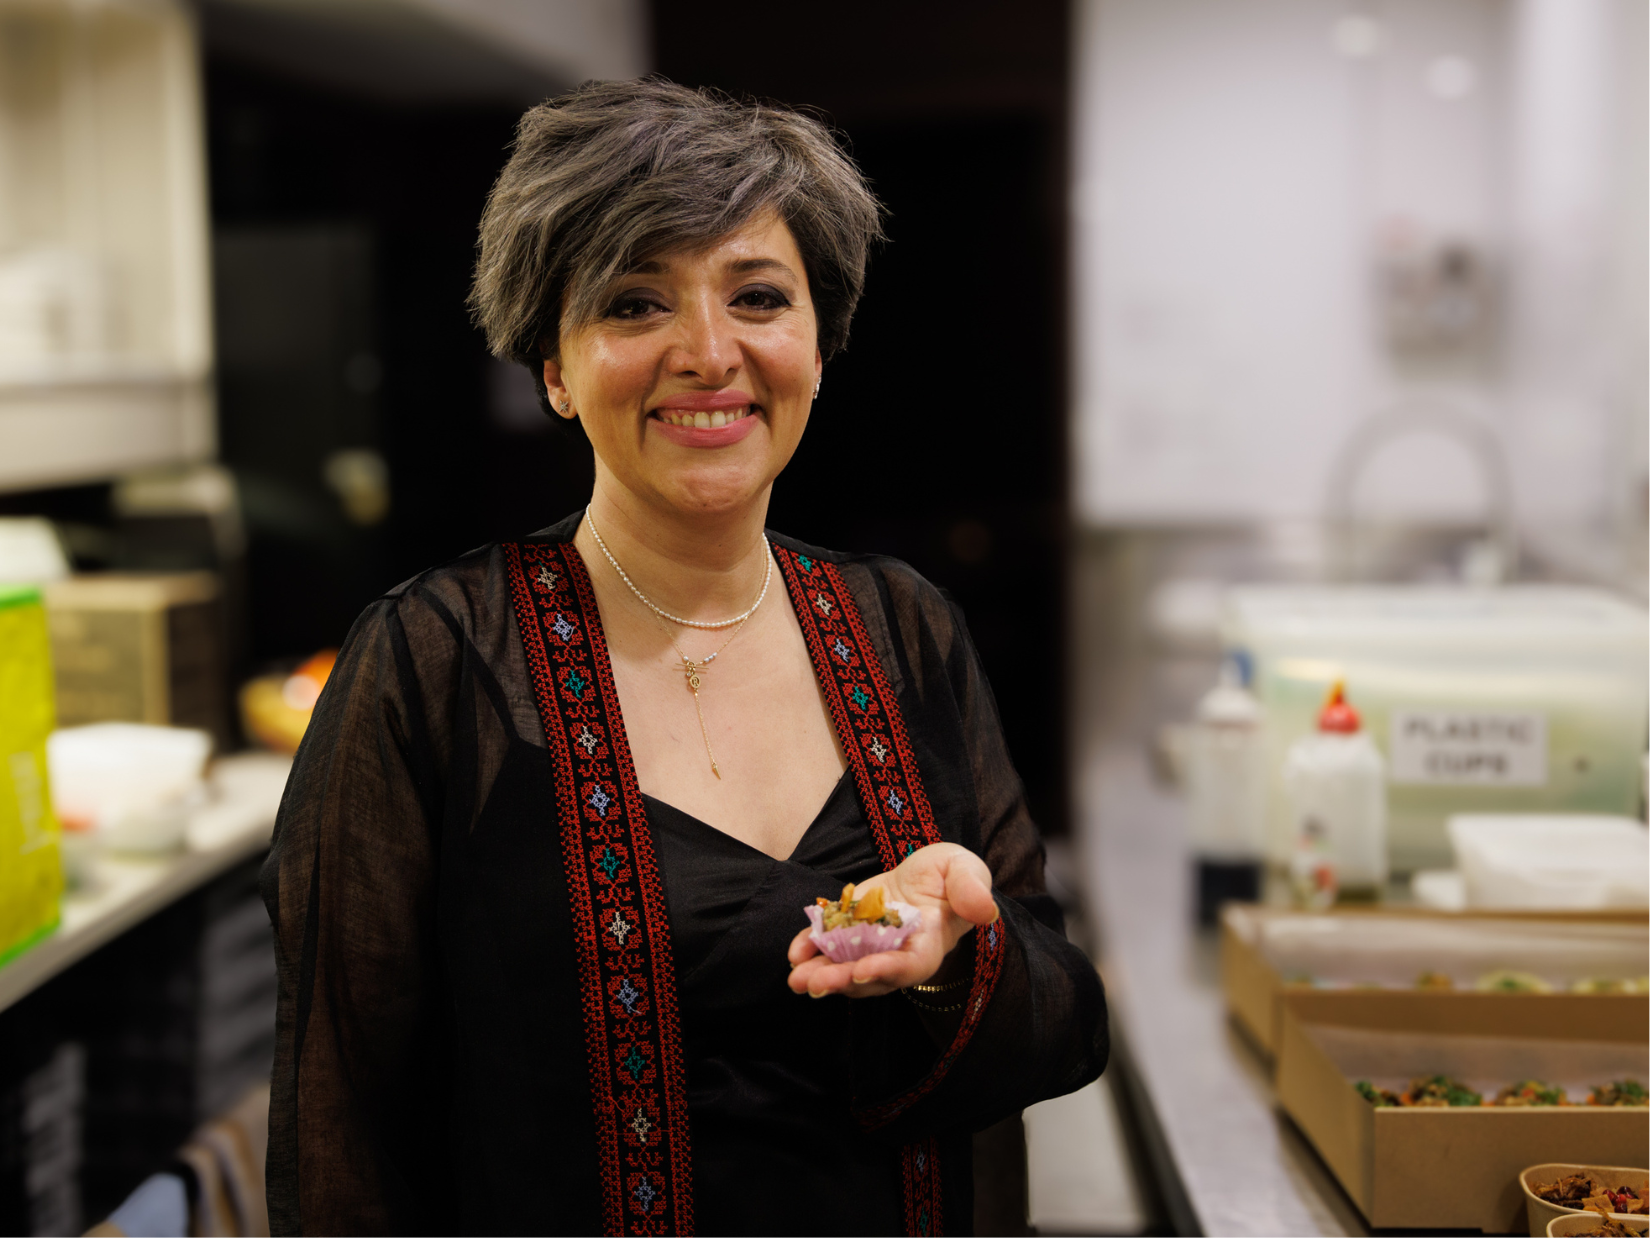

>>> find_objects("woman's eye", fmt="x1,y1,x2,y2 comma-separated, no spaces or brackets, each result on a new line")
606,294,664,320
733,286,790,311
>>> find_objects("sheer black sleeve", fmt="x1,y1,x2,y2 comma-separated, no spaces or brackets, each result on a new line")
839,560,1108,1141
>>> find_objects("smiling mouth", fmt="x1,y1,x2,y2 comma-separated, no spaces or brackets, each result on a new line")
652,405,757,429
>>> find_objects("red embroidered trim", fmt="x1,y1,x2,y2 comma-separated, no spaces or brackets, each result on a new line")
775,546,1015,1233
773,549,942,865
505,542,694,1238
900,1137,943,1237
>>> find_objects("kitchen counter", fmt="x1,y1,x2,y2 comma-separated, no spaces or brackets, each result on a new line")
1079,741,1371,1237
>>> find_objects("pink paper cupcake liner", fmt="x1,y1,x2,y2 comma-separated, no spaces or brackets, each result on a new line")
804,901,923,963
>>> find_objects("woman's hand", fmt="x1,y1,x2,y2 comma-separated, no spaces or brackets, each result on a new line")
786,842,998,999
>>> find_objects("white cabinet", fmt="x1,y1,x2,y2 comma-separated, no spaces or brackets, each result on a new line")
0,0,213,491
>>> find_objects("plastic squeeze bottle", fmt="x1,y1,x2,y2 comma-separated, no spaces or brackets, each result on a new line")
1283,681,1387,903
1187,657,1268,924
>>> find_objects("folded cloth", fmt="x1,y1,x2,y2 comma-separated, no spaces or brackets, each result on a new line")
88,1172,188,1238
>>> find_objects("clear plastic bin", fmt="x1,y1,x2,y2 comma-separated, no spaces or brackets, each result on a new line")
1222,585,1648,871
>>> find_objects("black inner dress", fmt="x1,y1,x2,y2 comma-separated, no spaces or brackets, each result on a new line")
643,769,902,1237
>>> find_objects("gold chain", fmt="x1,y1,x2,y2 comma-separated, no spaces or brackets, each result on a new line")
663,617,752,779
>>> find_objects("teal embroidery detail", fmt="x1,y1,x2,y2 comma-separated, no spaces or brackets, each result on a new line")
850,685,870,712
567,669,588,699
598,845,620,878
797,554,814,572
622,1047,646,1079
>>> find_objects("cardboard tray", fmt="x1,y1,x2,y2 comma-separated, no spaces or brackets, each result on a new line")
1274,990,1649,1232
1521,1163,1648,1236
1222,904,1649,1056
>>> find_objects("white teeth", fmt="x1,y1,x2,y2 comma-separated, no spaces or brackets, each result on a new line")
656,405,754,427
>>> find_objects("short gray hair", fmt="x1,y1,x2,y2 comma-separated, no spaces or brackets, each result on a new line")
469,78,885,386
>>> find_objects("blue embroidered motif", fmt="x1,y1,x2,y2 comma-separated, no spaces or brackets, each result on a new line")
597,845,620,878
567,669,588,699
622,1047,646,1079
832,637,852,663
633,1177,658,1209
588,786,613,817
887,789,906,816
988,923,999,949
850,685,870,712
551,612,575,642
915,1150,927,1172
617,977,640,1014
797,555,814,572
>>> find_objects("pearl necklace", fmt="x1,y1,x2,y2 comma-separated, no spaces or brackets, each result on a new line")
584,507,771,630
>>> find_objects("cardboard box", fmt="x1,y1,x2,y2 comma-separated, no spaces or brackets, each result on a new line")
1275,990,1649,1233
43,573,228,748
1222,904,1649,1056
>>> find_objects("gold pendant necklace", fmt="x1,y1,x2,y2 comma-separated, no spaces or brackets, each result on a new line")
665,617,751,779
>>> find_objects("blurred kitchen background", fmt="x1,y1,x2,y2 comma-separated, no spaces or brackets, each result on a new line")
0,1,1643,1234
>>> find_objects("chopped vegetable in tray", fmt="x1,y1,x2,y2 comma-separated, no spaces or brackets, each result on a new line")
1355,1080,1400,1107
815,883,903,930
1400,1075,1482,1107
1493,1079,1565,1107
1588,1079,1648,1108
1474,969,1553,994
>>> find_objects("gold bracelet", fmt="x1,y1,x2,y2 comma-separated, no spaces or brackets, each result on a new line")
902,989,964,1014
910,978,968,994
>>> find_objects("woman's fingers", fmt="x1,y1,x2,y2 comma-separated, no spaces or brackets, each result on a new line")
943,854,1000,927
787,925,819,968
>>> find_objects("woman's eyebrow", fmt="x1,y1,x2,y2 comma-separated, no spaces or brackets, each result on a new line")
727,257,796,279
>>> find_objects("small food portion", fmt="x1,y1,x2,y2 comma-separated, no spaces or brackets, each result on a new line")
1355,1080,1400,1107
1537,1173,1604,1208
1569,1219,1645,1236
1414,970,1454,991
1475,968,1553,994
1492,1078,1564,1106
1532,1173,1650,1217
1571,977,1648,995
1399,1074,1482,1107
804,883,923,964
1588,1079,1649,1108
817,882,902,929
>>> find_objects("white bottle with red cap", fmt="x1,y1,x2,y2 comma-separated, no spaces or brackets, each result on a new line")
1283,681,1388,902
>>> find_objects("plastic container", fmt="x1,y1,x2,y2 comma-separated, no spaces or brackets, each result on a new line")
1187,658,1268,922
1222,585,1649,871
47,722,211,853
1284,683,1387,898
0,584,65,960
1450,815,1650,910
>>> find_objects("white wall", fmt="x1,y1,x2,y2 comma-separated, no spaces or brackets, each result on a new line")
1072,0,1646,568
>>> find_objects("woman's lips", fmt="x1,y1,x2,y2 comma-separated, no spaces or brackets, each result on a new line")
649,405,761,448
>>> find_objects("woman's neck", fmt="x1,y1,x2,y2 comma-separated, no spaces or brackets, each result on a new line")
577,482,773,624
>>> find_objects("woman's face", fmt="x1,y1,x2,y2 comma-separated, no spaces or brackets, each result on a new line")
545,211,822,521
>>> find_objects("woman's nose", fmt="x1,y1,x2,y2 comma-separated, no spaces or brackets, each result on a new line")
669,303,740,385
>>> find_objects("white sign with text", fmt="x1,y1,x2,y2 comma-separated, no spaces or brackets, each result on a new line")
1388,711,1548,786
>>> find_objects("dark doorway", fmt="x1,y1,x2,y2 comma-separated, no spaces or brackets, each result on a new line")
653,1,1074,835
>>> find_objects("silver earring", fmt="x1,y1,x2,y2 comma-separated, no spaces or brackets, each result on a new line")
814,377,822,398
559,399,571,414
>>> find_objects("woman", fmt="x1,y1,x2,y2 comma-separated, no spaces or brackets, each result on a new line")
263,78,1106,1237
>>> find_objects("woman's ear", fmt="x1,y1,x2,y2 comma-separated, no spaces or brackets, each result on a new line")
542,358,576,419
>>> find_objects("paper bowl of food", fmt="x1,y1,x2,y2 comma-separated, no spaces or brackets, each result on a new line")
1547,1212,1649,1236
1522,1163,1648,1237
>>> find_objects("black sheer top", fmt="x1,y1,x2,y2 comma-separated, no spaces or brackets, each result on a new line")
647,772,901,1235
261,515,1108,1235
